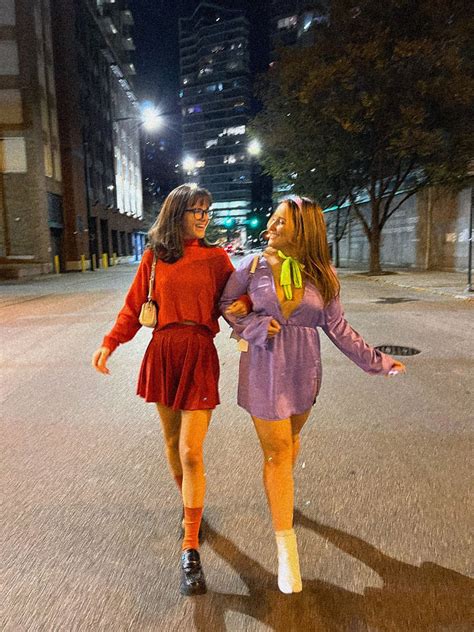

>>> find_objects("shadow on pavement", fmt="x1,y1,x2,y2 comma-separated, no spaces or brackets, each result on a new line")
190,514,473,632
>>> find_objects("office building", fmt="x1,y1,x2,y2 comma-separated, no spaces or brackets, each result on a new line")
0,0,144,277
179,3,254,237
52,0,144,270
271,0,329,53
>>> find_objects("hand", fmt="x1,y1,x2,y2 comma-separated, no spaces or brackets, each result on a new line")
226,300,250,318
92,346,111,375
267,318,281,338
387,360,406,376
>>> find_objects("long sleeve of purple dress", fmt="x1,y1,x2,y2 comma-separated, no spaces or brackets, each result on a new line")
322,295,393,375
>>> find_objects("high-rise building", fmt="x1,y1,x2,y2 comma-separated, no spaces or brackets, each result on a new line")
179,3,254,238
52,0,144,271
0,0,144,277
269,1,329,203
271,1,329,53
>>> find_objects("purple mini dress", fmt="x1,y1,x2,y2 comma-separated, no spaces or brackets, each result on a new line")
220,254,394,421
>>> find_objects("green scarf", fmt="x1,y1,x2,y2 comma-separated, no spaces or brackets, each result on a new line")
278,250,303,300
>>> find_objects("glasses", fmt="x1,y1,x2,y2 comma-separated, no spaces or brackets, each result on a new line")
185,208,214,220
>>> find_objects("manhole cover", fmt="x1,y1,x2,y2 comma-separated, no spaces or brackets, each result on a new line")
374,297,419,304
375,345,421,356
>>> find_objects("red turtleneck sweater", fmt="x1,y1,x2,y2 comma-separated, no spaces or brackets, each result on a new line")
102,240,236,353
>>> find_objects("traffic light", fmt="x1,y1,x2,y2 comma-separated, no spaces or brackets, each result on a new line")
249,217,260,229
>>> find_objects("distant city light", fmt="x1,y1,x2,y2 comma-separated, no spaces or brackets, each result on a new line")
248,139,262,156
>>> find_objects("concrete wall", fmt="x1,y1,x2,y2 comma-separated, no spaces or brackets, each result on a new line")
328,186,471,272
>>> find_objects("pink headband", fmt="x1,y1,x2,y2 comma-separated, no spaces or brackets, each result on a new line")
288,195,303,209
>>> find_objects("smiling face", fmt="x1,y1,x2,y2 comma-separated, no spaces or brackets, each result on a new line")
266,203,295,253
182,197,211,240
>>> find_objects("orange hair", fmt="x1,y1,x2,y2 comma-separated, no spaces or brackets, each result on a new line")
283,197,340,305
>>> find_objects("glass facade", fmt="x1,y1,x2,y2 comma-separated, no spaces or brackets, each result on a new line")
179,4,253,225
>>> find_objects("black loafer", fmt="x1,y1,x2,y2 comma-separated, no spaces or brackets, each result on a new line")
180,548,207,596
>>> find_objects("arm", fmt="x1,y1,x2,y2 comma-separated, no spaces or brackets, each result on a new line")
219,258,274,348
322,294,395,375
214,250,252,316
101,249,153,354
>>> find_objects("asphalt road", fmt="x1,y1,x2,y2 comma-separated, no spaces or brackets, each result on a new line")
1,265,473,631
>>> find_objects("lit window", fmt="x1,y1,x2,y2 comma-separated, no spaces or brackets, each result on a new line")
224,155,236,164
233,101,246,112
206,139,218,148
187,105,202,114
198,66,213,76
195,160,205,168
227,125,246,136
205,82,224,93
211,45,225,53
277,15,298,30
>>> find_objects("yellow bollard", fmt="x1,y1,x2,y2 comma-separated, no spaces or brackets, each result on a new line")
112,252,117,266
80,254,86,272
92,253,97,270
54,255,60,274
102,253,108,269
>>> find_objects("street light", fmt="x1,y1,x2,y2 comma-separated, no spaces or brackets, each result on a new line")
248,139,262,157
114,102,162,130
140,104,161,131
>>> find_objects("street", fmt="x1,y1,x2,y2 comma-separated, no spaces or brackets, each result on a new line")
1,264,473,632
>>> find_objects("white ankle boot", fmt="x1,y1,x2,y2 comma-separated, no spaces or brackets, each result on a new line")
275,528,302,593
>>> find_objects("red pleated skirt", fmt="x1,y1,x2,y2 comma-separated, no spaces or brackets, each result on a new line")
137,323,220,410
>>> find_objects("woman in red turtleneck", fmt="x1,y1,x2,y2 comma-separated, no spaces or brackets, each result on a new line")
92,184,247,596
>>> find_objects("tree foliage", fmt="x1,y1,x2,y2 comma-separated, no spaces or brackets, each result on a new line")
251,0,474,272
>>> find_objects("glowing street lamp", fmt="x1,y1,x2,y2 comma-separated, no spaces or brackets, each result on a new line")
115,101,162,131
248,139,262,157
140,104,161,131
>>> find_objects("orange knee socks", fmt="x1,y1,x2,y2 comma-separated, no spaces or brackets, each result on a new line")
182,507,203,551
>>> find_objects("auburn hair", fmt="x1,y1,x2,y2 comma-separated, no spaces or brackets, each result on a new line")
282,197,340,305
147,183,213,262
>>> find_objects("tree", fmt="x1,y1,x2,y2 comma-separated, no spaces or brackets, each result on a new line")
251,0,474,273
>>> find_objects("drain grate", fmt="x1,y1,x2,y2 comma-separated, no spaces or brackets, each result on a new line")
375,345,421,356
374,297,419,304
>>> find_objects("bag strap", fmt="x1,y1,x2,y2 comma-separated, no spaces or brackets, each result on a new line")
249,254,260,275
147,255,157,301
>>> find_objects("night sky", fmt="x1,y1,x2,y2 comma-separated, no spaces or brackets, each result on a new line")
129,0,270,116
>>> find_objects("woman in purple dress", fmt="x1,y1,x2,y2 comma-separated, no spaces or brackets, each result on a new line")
220,196,405,594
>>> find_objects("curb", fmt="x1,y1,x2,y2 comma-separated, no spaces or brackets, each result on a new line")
348,273,474,302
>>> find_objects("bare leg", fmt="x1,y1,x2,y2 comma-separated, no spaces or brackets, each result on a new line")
252,415,302,593
290,409,311,467
252,416,294,531
156,403,182,485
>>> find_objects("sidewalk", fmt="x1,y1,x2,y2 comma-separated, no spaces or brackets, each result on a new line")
339,268,474,301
